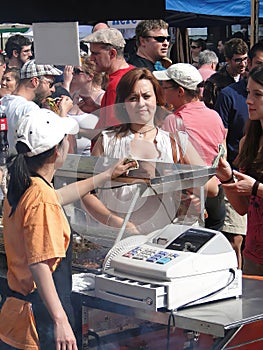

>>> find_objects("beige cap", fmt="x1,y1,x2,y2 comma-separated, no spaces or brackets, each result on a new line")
83,28,126,48
153,63,203,90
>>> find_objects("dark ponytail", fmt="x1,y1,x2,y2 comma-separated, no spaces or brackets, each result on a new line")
7,152,32,216
7,141,59,216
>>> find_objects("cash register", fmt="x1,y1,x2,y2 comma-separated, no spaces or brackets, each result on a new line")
95,224,242,311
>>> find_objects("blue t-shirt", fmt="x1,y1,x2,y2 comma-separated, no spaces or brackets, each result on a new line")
214,79,248,168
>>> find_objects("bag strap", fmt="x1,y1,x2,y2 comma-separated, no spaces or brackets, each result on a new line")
170,132,184,164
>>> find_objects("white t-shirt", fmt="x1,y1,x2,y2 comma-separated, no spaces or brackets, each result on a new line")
68,112,99,155
0,95,40,155
88,128,188,234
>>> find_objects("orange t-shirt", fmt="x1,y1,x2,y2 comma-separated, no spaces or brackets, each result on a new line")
0,177,70,349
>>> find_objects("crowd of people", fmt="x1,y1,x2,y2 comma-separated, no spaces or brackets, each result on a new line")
0,19,263,350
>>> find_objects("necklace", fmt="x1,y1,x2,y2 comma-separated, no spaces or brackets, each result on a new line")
130,126,156,138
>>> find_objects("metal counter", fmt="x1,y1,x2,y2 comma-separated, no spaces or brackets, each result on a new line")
1,266,263,348
71,275,263,349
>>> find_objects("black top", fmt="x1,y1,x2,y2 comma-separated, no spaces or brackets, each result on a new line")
203,65,238,109
128,53,155,72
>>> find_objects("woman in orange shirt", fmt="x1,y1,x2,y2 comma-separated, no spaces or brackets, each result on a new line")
0,108,136,350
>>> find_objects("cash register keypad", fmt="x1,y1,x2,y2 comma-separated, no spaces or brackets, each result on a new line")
122,246,178,265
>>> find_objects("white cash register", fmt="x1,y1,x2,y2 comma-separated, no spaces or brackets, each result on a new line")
95,224,242,311
53,154,242,311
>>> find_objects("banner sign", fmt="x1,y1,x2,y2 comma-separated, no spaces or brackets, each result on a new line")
108,20,142,29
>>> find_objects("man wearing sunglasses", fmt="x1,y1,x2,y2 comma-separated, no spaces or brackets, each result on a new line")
128,19,170,72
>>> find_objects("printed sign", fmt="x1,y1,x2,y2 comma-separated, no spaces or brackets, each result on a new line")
108,20,142,29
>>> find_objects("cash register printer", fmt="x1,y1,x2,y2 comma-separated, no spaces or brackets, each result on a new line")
95,224,242,311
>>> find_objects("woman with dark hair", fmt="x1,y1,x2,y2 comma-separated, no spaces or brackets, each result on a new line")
0,108,137,350
190,38,206,68
217,65,263,276
81,67,218,236
114,65,168,127
0,67,20,97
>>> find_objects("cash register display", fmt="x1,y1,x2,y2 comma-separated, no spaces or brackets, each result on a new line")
165,228,216,253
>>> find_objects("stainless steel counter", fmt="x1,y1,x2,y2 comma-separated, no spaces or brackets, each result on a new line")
72,275,263,339
1,270,263,349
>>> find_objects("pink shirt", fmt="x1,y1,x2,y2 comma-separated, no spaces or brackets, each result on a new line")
163,100,226,166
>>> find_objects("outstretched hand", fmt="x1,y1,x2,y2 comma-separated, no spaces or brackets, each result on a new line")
216,157,233,183
224,170,255,196
110,159,139,179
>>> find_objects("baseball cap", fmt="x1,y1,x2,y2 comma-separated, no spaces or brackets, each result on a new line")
16,109,79,157
51,85,72,99
20,59,63,80
153,63,203,90
83,28,125,48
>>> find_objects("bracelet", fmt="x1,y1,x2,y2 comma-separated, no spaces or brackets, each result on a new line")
105,213,113,226
221,170,234,184
252,180,260,196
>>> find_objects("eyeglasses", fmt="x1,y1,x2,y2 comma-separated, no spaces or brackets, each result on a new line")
144,35,171,43
162,86,174,90
40,77,55,88
73,67,85,75
191,45,200,49
232,57,248,64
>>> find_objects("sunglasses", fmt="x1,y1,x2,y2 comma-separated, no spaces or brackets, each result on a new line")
73,67,85,75
144,35,171,43
191,45,200,49
40,77,55,88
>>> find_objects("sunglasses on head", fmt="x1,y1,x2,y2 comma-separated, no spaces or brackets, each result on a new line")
191,45,200,49
73,67,85,75
144,35,171,43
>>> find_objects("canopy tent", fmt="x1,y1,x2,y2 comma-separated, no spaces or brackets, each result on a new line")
0,0,259,29
0,23,30,33
0,0,260,50
166,0,262,19
165,0,262,27
0,23,31,51
165,0,262,47
0,1,165,25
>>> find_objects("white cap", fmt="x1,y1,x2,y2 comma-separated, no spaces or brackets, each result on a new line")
153,63,203,90
16,109,79,157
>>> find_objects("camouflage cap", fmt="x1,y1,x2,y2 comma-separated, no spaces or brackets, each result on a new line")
83,28,126,48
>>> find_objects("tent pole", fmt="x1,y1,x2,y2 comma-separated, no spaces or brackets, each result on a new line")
251,0,259,47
